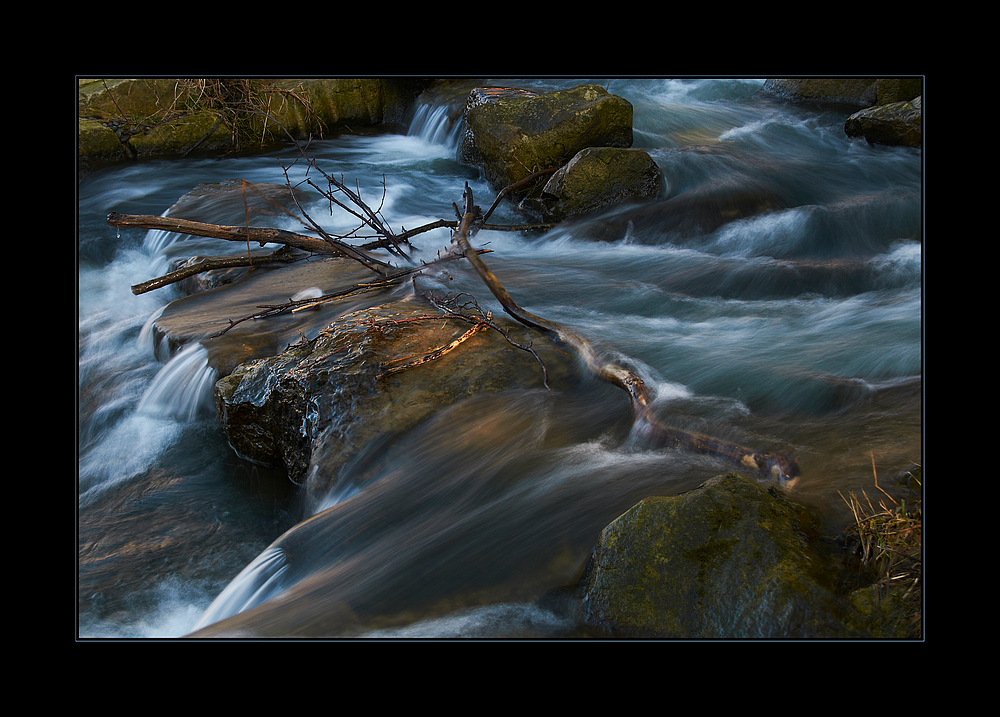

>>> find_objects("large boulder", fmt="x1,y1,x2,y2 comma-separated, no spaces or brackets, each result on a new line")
460,84,634,200
575,472,854,638
518,146,665,223
214,301,582,503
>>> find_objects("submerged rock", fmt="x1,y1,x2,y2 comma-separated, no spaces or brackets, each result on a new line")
565,175,786,244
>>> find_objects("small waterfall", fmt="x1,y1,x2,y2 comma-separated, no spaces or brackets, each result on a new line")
142,221,189,257
407,103,463,149
190,547,290,632
137,342,217,422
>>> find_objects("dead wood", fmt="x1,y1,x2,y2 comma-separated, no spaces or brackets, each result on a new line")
111,164,798,482
107,211,395,276
450,182,799,483
375,318,490,380
424,292,552,391
130,246,301,295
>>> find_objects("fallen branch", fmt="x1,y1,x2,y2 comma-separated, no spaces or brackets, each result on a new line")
112,166,798,481
423,291,552,392
130,246,301,295
451,182,799,483
375,317,490,380
480,167,558,223
107,211,394,276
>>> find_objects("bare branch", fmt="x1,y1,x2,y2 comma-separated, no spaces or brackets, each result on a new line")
130,246,300,295
202,248,490,338
375,319,489,380
449,182,799,483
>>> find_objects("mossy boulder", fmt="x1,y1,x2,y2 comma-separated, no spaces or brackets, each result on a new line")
78,118,131,164
77,78,430,173
460,84,634,201
78,79,231,169
263,78,427,137
575,472,851,638
519,146,665,222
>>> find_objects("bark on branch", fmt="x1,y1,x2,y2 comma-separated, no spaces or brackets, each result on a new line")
450,182,799,483
107,211,394,275
129,246,301,295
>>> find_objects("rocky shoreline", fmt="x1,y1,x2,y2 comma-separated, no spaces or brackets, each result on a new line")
78,77,922,176
80,77,923,638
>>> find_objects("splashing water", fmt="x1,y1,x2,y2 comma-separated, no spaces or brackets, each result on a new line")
137,343,217,422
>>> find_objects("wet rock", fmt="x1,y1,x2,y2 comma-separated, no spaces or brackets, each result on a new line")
460,84,634,201
518,146,664,223
150,254,380,374
142,178,380,372
845,96,922,148
761,78,882,107
164,179,308,227
575,472,855,638
213,301,581,499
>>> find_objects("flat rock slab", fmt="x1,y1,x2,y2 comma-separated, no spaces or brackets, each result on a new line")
152,255,385,375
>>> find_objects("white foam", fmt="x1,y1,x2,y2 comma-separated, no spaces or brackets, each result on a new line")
137,342,217,422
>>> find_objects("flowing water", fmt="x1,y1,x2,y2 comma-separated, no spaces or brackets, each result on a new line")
77,78,922,639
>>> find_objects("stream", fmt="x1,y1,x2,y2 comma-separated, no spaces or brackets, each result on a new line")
77,78,922,639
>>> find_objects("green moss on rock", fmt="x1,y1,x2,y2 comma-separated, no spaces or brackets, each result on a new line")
464,84,634,196
576,472,848,638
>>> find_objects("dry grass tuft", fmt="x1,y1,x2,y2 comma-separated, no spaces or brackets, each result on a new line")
840,452,922,636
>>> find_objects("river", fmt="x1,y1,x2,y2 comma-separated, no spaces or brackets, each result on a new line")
77,78,922,639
